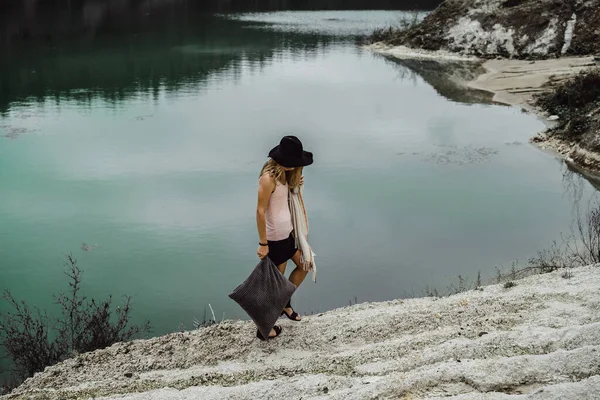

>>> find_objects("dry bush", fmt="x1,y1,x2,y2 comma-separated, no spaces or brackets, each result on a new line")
535,70,600,140
0,254,151,390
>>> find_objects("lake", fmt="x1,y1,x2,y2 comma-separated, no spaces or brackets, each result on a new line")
0,7,596,344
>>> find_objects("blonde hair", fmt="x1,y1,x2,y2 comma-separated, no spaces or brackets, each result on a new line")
260,159,303,189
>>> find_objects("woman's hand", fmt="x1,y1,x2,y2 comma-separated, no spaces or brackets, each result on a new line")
257,244,269,259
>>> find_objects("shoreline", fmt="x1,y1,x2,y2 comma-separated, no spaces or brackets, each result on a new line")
467,57,600,178
368,43,600,176
3,265,600,399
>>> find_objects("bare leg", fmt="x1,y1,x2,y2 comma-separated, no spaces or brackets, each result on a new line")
282,250,310,321
277,261,287,275
277,259,301,322
289,250,309,288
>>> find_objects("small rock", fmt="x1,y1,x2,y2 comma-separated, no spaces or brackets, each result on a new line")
323,387,329,394
124,372,133,378
479,331,489,337
548,115,559,121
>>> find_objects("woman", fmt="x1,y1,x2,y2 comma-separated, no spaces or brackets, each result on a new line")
256,135,314,340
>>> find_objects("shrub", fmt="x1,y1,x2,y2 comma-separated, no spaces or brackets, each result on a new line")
0,254,151,389
369,11,423,44
0,294,60,381
540,70,600,113
1,376,19,395
535,69,600,139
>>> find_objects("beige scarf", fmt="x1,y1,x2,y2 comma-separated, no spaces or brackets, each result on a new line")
289,184,316,282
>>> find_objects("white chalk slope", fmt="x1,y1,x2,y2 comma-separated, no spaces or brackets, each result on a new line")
5,266,600,400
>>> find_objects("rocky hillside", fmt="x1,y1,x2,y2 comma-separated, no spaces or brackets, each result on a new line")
3,266,600,399
382,0,600,59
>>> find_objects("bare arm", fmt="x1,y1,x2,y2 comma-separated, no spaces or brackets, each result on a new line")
256,174,275,256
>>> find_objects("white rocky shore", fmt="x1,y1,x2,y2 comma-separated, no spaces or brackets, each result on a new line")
3,266,600,399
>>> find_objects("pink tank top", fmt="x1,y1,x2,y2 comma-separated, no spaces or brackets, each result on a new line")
266,181,293,241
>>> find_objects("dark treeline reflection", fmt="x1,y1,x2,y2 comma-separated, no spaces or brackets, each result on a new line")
1,0,441,15
0,1,442,114
0,0,441,45
0,14,338,113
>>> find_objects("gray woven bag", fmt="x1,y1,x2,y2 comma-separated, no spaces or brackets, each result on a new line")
229,256,296,339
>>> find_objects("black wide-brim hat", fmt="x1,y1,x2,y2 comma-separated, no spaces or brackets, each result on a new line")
269,135,313,168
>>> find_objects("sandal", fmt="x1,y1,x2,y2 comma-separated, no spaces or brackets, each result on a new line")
281,301,301,321
256,325,282,341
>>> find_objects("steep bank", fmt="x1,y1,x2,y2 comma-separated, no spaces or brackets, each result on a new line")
380,0,600,59
3,266,600,399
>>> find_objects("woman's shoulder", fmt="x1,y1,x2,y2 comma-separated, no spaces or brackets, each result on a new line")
259,172,278,187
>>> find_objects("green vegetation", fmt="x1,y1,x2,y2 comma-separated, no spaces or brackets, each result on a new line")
0,255,151,394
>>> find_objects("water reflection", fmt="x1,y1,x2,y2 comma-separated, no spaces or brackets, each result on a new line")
0,1,439,116
1,15,347,116
379,56,495,105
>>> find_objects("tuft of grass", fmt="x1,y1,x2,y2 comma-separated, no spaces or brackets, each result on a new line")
503,281,517,289
193,304,219,329
370,11,423,44
424,285,440,298
561,269,574,279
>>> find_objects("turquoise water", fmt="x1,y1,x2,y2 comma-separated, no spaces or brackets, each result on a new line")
0,10,595,346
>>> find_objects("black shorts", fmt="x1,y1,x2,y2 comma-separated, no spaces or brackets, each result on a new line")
268,234,298,266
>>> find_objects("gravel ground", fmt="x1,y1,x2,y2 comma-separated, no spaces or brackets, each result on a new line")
3,266,600,400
